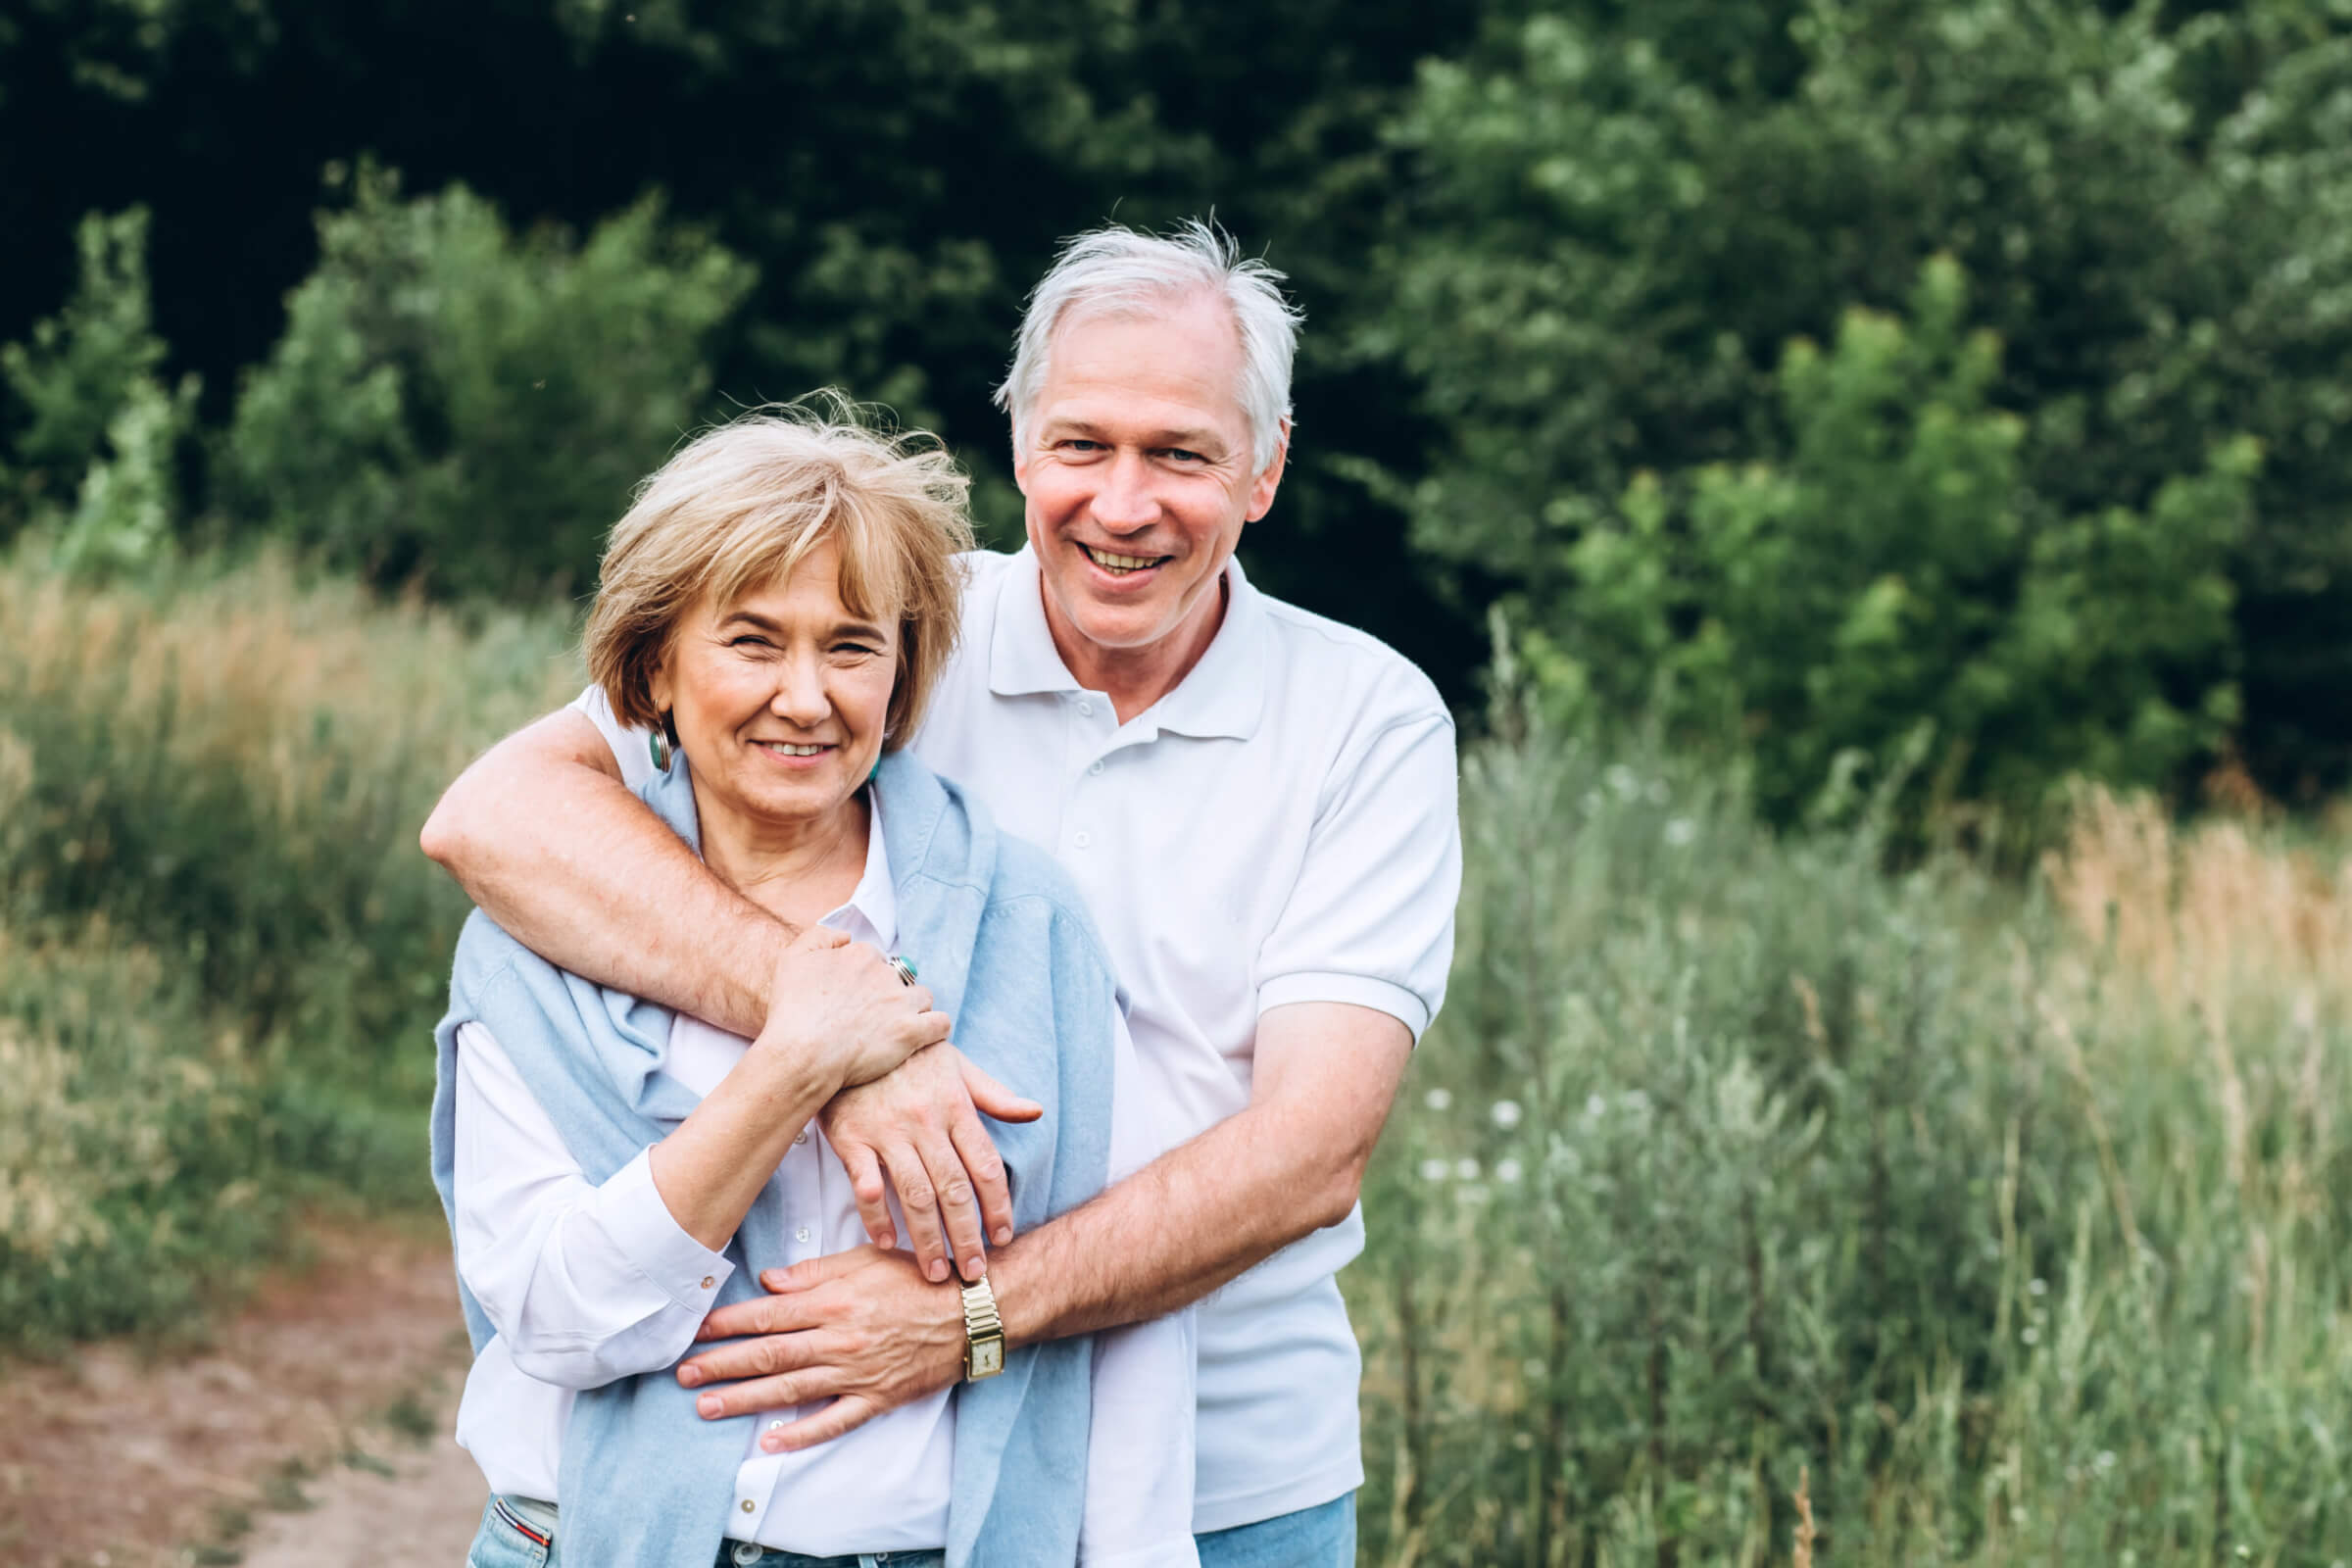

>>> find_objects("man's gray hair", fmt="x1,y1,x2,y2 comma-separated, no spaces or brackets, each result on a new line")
994,220,1304,473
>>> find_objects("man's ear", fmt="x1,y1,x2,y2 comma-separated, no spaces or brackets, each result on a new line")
1244,418,1291,523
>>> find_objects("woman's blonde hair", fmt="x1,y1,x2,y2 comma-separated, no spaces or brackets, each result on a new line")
583,397,975,750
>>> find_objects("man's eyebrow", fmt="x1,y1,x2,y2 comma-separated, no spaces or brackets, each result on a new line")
1038,416,1228,451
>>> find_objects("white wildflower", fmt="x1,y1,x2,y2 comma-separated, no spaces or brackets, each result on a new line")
1454,1157,1482,1181
1495,1157,1523,1185
1424,1087,1452,1112
1491,1099,1522,1129
1417,1157,1449,1184
1664,817,1696,847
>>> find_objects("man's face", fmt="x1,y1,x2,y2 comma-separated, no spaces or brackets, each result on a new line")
1013,297,1286,663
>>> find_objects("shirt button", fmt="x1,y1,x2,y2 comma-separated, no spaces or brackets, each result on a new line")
1073,831,1091,849
1089,760,1104,775
793,1130,808,1146
741,1499,756,1514
794,1226,812,1243
700,1275,715,1290
1076,701,1094,716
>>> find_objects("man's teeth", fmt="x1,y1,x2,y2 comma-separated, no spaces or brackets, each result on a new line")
760,742,827,757
1084,546,1165,573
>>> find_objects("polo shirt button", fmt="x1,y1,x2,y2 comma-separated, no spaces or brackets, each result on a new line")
1089,760,1103,775
1074,831,1091,849
794,1226,812,1243
1076,701,1094,716
793,1130,808,1146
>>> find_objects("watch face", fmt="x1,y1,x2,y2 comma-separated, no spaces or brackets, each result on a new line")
971,1339,1004,1378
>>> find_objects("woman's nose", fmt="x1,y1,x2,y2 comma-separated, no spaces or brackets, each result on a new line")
767,657,831,723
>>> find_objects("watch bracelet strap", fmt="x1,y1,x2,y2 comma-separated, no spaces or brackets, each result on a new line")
960,1278,1003,1340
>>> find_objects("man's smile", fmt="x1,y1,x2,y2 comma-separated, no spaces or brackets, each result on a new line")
1081,543,1172,575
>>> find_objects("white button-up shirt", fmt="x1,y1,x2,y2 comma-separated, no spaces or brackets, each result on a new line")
450,794,1198,1565
581,547,1461,1533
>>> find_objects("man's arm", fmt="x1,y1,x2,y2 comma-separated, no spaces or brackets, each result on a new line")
678,999,1413,1444
419,707,785,1034
419,706,1040,1278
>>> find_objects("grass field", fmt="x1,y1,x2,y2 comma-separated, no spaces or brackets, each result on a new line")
2,555,2344,1561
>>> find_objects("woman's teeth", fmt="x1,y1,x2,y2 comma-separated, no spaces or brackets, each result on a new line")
1084,545,1166,574
759,742,829,758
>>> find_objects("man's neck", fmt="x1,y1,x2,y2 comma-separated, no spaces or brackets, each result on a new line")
1046,570,1230,725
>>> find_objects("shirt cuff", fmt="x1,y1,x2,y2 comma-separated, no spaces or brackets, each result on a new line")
593,1148,735,1310
1258,971,1432,1041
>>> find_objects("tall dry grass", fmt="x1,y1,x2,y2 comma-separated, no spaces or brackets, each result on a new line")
0,552,577,1345
1352,726,2352,1566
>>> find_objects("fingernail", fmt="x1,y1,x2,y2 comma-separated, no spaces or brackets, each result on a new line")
697,1394,721,1418
964,1255,986,1280
927,1259,949,1282
761,1433,785,1453
993,1226,1012,1246
678,1364,701,1385
878,1232,896,1250
760,1271,785,1290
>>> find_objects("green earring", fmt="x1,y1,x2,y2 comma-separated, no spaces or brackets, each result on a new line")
649,724,672,771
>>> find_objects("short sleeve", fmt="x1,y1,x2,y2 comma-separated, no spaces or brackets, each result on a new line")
1254,711,1460,1041
572,684,659,793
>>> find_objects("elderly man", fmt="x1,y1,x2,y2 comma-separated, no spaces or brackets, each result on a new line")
421,220,1460,1564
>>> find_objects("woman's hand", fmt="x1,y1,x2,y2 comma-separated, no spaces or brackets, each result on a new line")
756,926,952,1091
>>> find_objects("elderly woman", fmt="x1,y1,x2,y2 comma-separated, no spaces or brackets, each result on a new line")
427,407,1198,1568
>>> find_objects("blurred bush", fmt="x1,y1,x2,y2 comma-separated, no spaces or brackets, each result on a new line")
0,206,198,572
1538,256,2254,823
1364,0,2352,803
0,552,578,1346
1349,694,2352,1564
219,166,756,597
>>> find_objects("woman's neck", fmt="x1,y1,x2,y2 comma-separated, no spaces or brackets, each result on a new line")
693,783,870,929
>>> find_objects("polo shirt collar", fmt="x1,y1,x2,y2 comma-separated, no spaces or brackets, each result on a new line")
987,544,1266,741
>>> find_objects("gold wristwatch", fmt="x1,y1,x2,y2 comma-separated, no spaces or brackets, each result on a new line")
959,1276,1005,1381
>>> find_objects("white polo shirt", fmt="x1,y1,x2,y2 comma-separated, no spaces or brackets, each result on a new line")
579,545,1461,1533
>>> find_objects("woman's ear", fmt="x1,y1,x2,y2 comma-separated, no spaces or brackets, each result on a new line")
647,650,673,720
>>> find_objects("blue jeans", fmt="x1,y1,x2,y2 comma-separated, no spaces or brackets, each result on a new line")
462,1495,945,1568
1195,1494,1357,1568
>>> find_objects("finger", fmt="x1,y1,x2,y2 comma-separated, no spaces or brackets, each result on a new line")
695,1288,829,1343
882,1141,953,1284
957,1055,1043,1124
837,1142,897,1250
679,1326,829,1390
792,924,853,951
949,1103,1016,1250
758,1244,885,1296
691,1367,853,1422
904,982,935,1014
915,1126,989,1284
910,1008,955,1050
767,1395,884,1452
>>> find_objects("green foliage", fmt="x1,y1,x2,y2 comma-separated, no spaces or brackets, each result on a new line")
1350,708,2352,1564
220,167,756,597
0,553,579,1345
1548,257,2253,819
1367,0,2352,798
0,206,196,567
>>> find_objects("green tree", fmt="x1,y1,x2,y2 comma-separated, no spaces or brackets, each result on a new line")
1367,0,2352,798
1,206,198,569
220,168,755,596
1552,258,2252,818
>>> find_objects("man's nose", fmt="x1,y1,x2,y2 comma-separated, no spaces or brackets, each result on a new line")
1090,452,1158,530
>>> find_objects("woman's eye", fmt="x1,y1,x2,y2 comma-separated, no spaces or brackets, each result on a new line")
726,635,773,651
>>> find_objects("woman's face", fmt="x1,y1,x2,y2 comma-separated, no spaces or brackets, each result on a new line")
650,537,900,830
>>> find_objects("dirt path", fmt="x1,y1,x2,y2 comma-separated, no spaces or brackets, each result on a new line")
0,1212,486,1568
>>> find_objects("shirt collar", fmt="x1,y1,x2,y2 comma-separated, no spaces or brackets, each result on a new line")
819,788,898,948
985,544,1266,741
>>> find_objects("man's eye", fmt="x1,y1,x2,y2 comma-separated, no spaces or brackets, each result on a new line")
1162,448,1206,465
1061,439,1104,453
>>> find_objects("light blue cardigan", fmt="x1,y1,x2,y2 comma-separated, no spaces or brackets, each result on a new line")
428,750,1119,1568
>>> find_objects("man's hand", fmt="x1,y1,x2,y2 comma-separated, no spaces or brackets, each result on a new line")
676,1247,964,1449
819,1044,1042,1284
